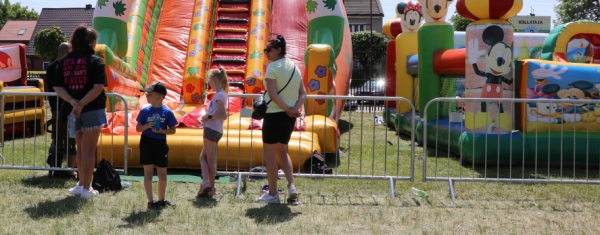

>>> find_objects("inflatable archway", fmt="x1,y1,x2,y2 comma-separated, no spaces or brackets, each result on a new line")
541,20,600,63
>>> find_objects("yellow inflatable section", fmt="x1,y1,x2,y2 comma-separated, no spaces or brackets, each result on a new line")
304,45,335,117
395,32,419,113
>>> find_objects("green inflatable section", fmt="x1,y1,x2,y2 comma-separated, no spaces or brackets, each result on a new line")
95,18,129,58
416,120,600,166
540,23,565,60
417,24,454,121
139,0,164,86
131,0,149,68
307,16,346,59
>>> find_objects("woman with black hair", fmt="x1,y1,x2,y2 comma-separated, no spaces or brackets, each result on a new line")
256,35,307,204
53,25,108,199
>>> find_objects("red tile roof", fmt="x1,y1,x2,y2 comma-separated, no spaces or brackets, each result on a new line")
27,8,95,57
0,20,38,42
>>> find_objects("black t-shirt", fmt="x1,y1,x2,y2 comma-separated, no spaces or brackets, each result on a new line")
45,60,60,111
53,50,107,114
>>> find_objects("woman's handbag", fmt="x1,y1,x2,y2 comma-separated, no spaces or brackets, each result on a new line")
252,69,295,120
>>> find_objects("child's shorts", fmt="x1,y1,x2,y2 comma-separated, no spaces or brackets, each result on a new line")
139,134,169,168
75,109,108,132
204,127,223,143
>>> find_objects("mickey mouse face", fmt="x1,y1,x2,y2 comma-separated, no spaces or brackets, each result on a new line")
557,88,587,100
484,43,512,75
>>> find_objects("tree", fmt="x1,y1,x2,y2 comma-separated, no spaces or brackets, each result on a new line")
33,27,67,61
351,31,387,78
450,11,471,31
554,0,600,26
0,0,39,31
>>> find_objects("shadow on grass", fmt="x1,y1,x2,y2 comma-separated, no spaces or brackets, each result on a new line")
192,196,218,208
21,176,77,189
24,196,83,219
118,210,162,228
245,204,300,224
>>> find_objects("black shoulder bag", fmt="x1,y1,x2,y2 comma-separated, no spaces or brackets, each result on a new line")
252,69,295,120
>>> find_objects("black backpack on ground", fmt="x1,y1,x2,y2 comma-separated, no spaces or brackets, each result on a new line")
303,151,333,174
92,158,123,192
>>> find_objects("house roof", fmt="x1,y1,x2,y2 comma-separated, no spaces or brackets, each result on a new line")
0,20,38,42
27,7,95,57
343,0,384,16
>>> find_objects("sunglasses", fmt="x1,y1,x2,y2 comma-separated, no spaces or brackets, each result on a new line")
263,47,272,53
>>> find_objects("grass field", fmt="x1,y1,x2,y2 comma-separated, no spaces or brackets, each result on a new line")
2,111,600,234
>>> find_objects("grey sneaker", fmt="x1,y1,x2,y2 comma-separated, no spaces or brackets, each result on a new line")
287,184,298,203
147,201,163,212
255,191,280,204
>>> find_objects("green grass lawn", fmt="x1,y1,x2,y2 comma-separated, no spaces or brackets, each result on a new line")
1,111,600,234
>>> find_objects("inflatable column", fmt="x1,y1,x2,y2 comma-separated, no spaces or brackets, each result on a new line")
396,1,422,114
417,0,454,121
93,0,134,58
457,0,522,134
305,0,347,118
382,2,404,109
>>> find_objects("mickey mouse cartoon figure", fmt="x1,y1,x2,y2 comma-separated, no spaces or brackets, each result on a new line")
541,80,596,123
467,25,514,132
468,25,513,113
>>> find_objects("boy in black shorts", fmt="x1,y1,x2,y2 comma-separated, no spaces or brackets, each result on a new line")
136,82,178,211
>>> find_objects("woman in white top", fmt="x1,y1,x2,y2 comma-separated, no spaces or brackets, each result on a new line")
255,35,307,204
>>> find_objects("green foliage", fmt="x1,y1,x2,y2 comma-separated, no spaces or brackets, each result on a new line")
323,0,337,10
0,0,39,31
554,0,600,26
449,11,471,31
351,31,387,77
33,27,67,61
113,0,127,17
306,0,317,14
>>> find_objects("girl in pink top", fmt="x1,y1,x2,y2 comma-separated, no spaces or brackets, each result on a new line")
197,68,229,197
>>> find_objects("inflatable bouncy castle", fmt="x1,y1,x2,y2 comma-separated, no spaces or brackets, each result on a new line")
383,0,600,165
91,0,352,170
0,44,46,136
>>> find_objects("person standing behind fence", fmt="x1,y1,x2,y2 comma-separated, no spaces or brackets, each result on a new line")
136,82,178,211
45,42,77,178
53,25,108,199
197,68,229,198
255,35,307,204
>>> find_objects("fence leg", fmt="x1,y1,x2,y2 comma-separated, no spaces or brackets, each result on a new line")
389,177,395,199
448,178,456,202
236,172,243,197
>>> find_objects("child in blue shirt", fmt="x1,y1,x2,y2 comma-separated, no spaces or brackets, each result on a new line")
136,81,178,211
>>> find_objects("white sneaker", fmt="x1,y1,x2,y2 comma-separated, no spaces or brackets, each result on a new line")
287,185,298,203
68,184,83,195
80,187,99,199
255,191,280,204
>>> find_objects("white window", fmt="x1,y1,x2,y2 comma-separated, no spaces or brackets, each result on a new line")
349,24,367,33
18,29,26,35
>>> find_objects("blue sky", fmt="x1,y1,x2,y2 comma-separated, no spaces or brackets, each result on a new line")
19,0,560,27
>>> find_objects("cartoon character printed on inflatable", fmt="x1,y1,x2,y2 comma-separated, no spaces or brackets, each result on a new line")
541,80,597,123
402,1,422,33
418,0,454,23
468,25,513,114
527,102,563,124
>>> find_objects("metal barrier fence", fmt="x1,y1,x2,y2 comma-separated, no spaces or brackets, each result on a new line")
0,91,129,174
423,98,600,201
219,94,416,199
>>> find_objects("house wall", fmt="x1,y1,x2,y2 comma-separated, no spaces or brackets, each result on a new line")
30,57,50,71
347,16,383,33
